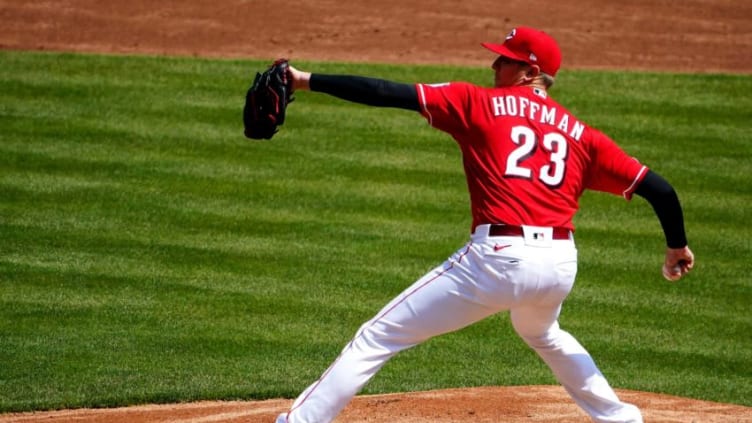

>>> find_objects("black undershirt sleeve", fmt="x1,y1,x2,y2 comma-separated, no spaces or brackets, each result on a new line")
634,170,688,248
309,74,420,111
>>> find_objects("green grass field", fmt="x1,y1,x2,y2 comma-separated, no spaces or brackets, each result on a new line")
0,51,750,413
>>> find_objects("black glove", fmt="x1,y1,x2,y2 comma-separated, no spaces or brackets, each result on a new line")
243,59,294,140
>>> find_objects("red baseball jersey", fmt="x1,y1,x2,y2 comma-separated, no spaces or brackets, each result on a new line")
416,82,648,231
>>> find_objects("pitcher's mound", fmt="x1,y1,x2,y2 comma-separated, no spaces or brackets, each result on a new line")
3,386,750,422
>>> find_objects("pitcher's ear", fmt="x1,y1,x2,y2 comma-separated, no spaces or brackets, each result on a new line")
527,64,541,78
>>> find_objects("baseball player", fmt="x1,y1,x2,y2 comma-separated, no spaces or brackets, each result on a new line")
274,26,695,423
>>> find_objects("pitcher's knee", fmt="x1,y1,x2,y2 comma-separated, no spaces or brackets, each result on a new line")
513,326,563,350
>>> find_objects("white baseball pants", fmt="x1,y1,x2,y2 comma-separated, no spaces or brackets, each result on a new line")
280,224,642,423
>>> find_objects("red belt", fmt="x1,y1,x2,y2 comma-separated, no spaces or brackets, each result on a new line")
488,224,571,240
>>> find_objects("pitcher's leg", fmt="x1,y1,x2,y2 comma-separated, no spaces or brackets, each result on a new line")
511,307,642,423
285,247,500,423
283,329,393,423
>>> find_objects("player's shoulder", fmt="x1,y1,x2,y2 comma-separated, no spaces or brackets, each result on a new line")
419,81,479,92
418,81,489,103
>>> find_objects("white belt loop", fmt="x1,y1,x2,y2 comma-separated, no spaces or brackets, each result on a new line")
472,224,492,241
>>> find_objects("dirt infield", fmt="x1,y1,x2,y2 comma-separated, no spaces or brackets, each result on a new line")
1,0,751,422
2,0,751,73
2,386,751,423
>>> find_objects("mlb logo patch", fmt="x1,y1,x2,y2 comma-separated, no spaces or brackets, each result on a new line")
522,225,553,247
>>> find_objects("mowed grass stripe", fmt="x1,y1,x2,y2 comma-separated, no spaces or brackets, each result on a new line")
0,51,750,412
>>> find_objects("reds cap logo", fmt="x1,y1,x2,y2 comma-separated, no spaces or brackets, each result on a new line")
505,28,538,63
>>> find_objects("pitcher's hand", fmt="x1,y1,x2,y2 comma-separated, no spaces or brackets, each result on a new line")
662,246,695,281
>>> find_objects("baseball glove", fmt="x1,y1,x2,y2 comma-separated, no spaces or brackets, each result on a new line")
243,59,294,140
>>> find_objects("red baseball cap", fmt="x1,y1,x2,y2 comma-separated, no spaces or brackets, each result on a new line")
481,27,562,76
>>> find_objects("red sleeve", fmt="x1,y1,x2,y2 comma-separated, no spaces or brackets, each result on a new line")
584,129,649,200
416,82,476,134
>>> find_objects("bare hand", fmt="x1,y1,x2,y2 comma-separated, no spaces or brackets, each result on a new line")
662,246,695,281
287,64,312,91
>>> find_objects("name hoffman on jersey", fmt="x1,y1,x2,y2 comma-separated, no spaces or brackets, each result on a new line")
491,95,585,141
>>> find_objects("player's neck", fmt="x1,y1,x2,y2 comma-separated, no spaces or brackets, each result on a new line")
517,80,548,92
511,72,548,92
